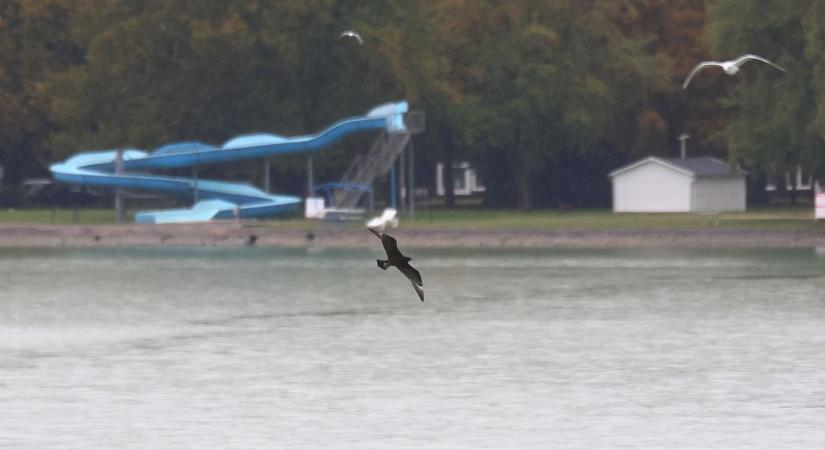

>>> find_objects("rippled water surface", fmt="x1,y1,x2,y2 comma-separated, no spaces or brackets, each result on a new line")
2,247,825,449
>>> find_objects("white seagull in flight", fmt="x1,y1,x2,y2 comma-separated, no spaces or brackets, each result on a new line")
682,54,785,89
338,30,363,45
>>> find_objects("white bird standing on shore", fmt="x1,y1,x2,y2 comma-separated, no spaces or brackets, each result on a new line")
338,30,363,45
682,54,785,89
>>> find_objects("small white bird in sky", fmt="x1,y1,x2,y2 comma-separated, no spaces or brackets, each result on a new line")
338,30,363,45
682,54,785,89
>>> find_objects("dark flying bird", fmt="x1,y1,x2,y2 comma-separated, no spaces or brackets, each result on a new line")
338,30,364,45
682,54,785,89
369,227,424,301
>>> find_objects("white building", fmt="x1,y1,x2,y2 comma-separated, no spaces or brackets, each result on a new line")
436,162,486,196
609,156,746,213
765,165,821,193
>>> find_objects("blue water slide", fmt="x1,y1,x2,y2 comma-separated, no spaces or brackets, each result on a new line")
50,101,409,223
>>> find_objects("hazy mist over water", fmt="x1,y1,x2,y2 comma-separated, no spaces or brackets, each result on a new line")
2,247,825,449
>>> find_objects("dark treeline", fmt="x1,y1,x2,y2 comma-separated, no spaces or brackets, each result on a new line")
2,0,824,209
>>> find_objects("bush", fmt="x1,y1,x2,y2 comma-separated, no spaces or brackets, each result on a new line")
0,187,24,208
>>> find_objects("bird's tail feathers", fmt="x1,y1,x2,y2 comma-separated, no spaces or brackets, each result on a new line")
376,259,391,270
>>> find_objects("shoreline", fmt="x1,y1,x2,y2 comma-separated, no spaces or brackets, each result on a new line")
2,223,825,249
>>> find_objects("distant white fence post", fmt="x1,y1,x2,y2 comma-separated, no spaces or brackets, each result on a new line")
815,188,825,220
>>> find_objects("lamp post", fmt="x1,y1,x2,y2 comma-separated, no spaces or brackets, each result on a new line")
678,133,690,160
263,158,271,193
114,149,124,223
408,140,415,219
307,156,314,196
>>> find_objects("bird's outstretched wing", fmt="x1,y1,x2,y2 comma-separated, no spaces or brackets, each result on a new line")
683,61,721,89
733,54,785,72
380,233,402,258
368,227,402,258
338,30,363,45
368,227,382,240
398,263,424,301
398,262,422,286
411,282,424,302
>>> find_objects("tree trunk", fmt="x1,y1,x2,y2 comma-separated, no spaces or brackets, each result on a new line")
514,123,531,210
440,123,456,208
2,136,32,187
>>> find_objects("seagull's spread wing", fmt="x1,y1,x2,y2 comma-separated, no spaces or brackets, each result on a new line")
683,61,721,89
411,282,424,302
398,263,424,301
380,233,402,258
369,227,402,258
368,227,382,240
398,262,422,286
338,30,363,45
733,54,785,72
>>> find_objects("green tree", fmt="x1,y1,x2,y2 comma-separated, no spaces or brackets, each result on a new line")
803,0,825,179
50,0,303,153
0,0,78,186
624,0,728,159
48,1,437,196
707,0,821,202
425,0,666,209
4,0,736,212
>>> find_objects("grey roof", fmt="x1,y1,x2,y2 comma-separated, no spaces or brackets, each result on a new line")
663,157,745,176
609,156,746,178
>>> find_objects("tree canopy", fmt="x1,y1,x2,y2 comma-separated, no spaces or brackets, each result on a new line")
0,0,818,208
706,0,825,189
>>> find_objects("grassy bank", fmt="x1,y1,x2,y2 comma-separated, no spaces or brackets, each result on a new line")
400,208,823,230
0,208,130,224
3,206,822,230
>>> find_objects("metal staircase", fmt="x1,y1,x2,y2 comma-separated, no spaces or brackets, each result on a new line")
333,112,424,210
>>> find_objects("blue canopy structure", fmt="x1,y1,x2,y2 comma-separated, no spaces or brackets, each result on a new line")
50,101,408,223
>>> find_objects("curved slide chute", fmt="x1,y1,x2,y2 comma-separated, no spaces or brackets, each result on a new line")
50,102,408,223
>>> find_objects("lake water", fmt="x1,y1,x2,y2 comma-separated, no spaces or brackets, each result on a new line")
1,247,825,449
